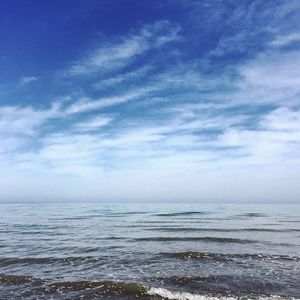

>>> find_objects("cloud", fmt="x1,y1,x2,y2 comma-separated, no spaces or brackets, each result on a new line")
92,65,153,90
65,88,151,114
218,107,300,165
19,76,38,86
40,133,101,162
269,32,300,47
222,50,300,106
0,103,60,137
65,21,180,77
206,1,300,58
0,102,63,157
0,137,26,154
74,116,113,132
260,107,300,131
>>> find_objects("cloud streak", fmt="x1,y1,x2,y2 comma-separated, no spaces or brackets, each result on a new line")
65,21,180,77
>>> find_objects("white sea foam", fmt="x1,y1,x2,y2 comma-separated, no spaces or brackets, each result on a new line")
147,287,299,300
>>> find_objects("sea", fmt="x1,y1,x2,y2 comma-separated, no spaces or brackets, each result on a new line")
0,202,299,300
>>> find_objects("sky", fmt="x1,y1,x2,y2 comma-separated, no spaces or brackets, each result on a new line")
0,0,300,203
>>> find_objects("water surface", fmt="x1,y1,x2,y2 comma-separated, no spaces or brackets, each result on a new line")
0,203,299,299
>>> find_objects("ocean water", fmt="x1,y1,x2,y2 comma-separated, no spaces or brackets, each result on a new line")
0,202,299,300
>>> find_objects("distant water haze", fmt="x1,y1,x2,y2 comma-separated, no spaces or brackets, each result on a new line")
1,164,300,202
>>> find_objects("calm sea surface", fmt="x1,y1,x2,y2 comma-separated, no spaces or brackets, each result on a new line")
0,203,299,300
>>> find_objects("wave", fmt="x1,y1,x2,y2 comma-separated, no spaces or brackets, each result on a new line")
47,280,147,295
278,220,300,223
0,275,146,295
161,251,300,261
0,273,33,284
147,287,298,300
149,287,237,300
1,275,297,300
1,250,298,268
0,276,147,297
0,256,102,266
234,213,268,218
145,227,300,233
131,236,258,244
153,211,208,217
243,228,300,232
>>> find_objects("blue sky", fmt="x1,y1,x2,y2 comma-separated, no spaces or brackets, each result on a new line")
1,0,300,202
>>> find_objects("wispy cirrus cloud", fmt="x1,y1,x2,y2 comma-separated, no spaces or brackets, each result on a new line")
269,32,300,47
92,65,153,90
19,76,38,86
74,116,113,132
234,51,300,105
0,103,60,159
0,103,60,137
65,21,180,77
65,87,152,114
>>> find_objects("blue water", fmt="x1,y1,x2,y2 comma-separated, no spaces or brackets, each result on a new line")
0,203,299,299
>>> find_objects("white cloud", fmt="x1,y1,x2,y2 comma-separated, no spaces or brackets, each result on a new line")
209,31,251,57
65,88,150,114
0,103,60,137
93,65,153,89
260,107,300,131
0,102,63,158
0,137,26,154
228,51,300,106
1,102,300,201
269,33,300,47
40,133,101,162
19,76,37,86
218,107,300,166
67,37,143,76
66,21,180,76
74,116,113,132
15,133,106,177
